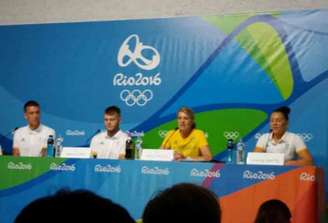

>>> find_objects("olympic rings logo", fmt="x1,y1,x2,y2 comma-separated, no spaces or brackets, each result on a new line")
158,130,168,138
120,89,153,106
223,131,239,140
297,133,313,142
117,34,160,70
254,133,313,142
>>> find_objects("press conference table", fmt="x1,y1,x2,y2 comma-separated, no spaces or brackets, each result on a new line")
0,156,325,223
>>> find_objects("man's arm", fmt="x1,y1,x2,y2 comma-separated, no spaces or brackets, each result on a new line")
12,147,20,156
12,131,20,156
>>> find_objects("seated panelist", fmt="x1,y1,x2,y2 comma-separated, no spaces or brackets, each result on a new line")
253,106,313,166
13,100,56,157
90,106,129,159
161,107,212,161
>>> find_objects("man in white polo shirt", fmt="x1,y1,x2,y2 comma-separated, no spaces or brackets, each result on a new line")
90,106,129,159
13,100,55,157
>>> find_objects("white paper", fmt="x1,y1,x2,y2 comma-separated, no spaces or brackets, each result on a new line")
246,152,285,166
60,147,91,159
140,149,174,161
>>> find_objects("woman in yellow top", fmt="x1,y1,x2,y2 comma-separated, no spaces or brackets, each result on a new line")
161,107,212,161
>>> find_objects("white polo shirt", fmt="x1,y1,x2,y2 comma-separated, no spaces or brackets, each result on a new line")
13,124,56,157
256,131,307,161
90,130,129,159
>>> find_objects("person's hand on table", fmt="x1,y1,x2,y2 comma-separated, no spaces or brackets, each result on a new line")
40,148,47,157
174,151,185,160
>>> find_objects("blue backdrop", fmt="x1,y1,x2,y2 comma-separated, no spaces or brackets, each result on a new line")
0,9,327,199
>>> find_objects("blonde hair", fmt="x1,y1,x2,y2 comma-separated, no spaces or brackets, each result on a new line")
177,107,196,129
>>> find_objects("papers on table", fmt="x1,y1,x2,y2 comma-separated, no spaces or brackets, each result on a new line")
60,147,91,159
246,152,285,166
140,149,174,161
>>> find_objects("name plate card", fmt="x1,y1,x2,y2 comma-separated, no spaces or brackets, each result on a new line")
140,149,174,161
60,147,91,159
246,152,285,166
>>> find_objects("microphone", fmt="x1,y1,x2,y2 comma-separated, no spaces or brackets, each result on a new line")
0,127,19,154
12,127,18,135
162,128,178,149
3,127,19,137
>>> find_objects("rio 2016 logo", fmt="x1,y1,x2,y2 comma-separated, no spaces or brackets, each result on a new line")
114,34,161,107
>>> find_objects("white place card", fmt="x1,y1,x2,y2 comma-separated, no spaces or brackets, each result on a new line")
140,149,174,161
60,147,91,159
246,152,285,166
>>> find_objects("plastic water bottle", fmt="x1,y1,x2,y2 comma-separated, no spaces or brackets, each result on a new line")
227,139,234,164
55,135,64,157
47,135,55,157
236,139,246,164
135,136,143,160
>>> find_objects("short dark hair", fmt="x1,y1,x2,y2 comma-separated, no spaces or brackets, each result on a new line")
104,106,121,116
142,183,221,223
24,100,40,112
15,189,135,223
273,106,290,121
254,199,291,223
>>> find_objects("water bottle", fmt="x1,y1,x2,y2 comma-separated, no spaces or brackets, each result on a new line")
0,144,3,156
135,136,143,160
125,138,135,159
47,135,55,157
236,138,245,164
226,138,234,164
55,135,64,157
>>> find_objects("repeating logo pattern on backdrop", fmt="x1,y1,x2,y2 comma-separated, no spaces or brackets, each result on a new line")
223,131,240,140
254,132,314,142
114,34,161,107
0,10,327,207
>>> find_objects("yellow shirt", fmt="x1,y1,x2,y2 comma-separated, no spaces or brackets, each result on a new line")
161,129,208,158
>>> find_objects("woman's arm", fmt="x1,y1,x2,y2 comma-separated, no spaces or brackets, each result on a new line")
285,149,313,166
253,147,265,152
174,146,212,161
196,145,212,161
